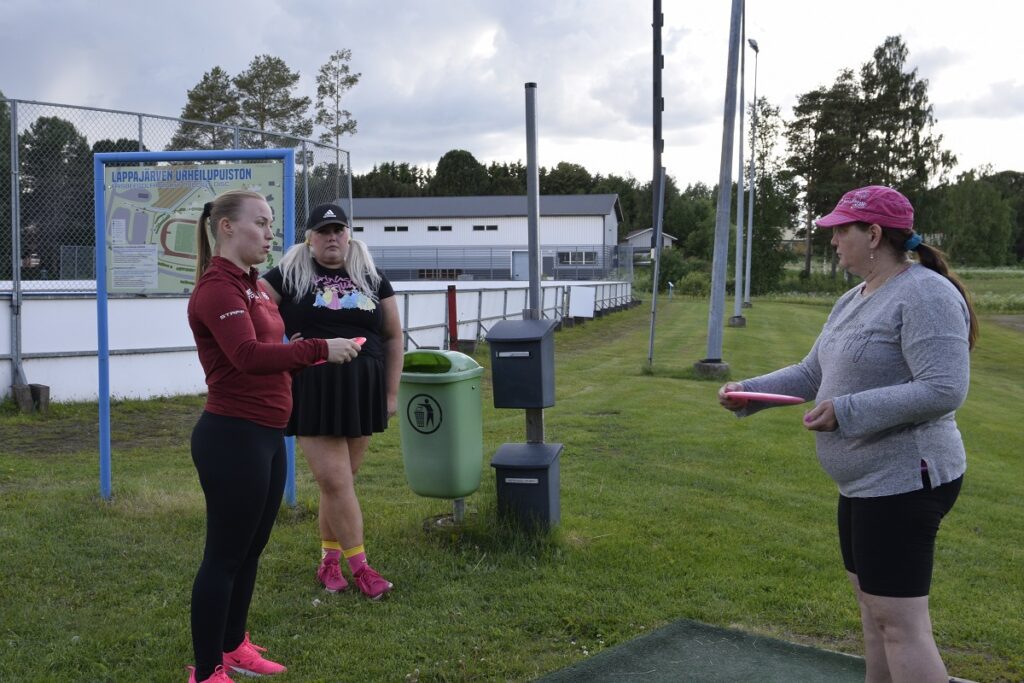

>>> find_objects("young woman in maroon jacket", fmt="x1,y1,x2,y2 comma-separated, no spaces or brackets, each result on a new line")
185,190,360,683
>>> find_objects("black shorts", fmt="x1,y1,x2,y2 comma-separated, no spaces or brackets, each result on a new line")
837,472,962,598
287,354,388,437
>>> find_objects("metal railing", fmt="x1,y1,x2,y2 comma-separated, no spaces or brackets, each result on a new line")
369,244,634,282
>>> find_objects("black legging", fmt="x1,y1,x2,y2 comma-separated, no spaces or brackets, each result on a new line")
190,411,286,679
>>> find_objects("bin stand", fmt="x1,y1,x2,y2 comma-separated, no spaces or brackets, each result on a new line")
490,442,563,530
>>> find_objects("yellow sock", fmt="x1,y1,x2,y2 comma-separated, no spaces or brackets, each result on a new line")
321,540,342,559
343,545,367,572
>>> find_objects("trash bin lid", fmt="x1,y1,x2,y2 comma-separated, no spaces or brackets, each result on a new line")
486,318,557,343
401,349,484,383
490,442,564,469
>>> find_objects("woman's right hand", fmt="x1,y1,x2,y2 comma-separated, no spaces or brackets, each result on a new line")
325,337,361,364
717,382,746,412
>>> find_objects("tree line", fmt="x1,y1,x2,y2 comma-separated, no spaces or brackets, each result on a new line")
2,36,1021,283
168,50,359,150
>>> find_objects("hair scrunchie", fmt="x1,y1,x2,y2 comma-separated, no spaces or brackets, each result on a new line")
904,233,922,251
201,202,214,219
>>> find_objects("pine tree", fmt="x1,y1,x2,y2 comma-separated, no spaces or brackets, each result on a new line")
168,67,240,150
858,36,956,200
315,49,360,146
19,117,93,276
234,55,312,147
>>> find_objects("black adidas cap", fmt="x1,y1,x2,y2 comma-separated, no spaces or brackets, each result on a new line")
306,203,349,231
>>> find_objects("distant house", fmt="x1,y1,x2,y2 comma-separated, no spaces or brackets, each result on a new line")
344,194,623,280
624,227,678,259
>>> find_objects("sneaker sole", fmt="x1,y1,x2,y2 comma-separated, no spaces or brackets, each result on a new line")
228,664,284,677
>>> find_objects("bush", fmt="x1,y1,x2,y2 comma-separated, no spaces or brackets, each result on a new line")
677,271,710,296
776,270,856,296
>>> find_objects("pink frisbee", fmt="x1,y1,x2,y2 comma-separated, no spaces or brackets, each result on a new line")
352,337,366,346
724,391,804,405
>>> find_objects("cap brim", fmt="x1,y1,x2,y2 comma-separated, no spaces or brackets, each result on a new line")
814,210,859,229
309,220,348,232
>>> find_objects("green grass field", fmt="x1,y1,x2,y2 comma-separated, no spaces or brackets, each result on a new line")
1,297,1022,682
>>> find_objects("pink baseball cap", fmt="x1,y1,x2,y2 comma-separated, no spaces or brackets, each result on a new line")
815,185,914,230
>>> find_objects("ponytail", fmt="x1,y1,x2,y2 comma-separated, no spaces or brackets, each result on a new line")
193,190,267,283
277,232,381,303
194,202,215,281
345,238,382,302
882,229,979,350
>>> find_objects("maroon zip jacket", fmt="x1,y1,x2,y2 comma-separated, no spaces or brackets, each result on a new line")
187,256,328,428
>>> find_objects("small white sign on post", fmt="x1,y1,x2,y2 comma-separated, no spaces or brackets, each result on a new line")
568,286,596,318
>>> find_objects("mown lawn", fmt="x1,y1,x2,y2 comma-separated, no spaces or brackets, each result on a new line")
1,297,1021,682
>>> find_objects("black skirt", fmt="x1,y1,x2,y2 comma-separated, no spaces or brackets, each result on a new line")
287,354,388,437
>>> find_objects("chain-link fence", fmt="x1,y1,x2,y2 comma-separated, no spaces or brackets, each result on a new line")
1,98,352,291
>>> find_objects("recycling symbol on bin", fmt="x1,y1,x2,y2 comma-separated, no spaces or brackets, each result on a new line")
407,394,443,435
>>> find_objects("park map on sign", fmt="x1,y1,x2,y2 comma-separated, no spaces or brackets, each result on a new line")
103,162,285,294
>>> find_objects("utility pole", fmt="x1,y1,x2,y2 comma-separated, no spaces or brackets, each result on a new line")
743,38,760,308
694,0,743,379
729,0,747,328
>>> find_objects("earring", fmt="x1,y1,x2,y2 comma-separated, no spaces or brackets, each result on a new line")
869,249,875,261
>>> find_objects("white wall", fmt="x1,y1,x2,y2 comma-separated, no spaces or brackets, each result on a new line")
3,280,631,402
353,215,605,248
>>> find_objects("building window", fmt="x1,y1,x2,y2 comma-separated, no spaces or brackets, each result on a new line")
384,225,408,233
417,268,463,279
473,225,485,231
352,226,364,232
427,225,452,232
557,251,596,265
486,225,498,231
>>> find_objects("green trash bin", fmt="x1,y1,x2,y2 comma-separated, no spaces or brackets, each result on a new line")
399,349,485,499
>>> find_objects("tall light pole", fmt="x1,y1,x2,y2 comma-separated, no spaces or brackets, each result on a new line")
729,0,747,328
694,0,743,379
743,38,759,308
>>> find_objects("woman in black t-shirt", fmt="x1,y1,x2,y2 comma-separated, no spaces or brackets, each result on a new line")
262,203,402,600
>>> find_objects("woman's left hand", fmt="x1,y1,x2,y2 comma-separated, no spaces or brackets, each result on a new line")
803,399,838,432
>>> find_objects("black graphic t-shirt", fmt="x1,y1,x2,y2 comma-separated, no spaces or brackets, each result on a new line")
263,263,395,361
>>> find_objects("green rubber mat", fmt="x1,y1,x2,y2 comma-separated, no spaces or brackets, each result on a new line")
538,618,865,682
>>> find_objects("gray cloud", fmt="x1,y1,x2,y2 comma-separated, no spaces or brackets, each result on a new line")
937,80,1024,119
2,0,1021,183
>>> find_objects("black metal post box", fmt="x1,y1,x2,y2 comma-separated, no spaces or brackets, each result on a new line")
486,318,557,408
490,442,563,530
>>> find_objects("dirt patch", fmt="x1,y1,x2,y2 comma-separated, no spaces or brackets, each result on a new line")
0,397,204,457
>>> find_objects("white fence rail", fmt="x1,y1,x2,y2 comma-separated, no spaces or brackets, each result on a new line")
1,280,632,402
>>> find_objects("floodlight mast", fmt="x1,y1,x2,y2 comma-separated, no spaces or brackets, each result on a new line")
694,0,743,379
744,38,760,307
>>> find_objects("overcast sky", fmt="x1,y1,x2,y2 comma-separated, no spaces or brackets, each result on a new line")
2,0,1022,187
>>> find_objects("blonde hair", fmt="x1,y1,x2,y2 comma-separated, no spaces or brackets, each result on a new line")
194,189,268,281
277,231,382,303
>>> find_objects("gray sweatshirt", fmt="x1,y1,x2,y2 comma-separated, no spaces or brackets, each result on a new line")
739,264,970,497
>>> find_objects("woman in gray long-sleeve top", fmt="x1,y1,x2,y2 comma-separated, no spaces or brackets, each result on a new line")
719,186,978,683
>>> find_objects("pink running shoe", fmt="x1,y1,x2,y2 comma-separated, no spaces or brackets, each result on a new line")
187,664,234,682
316,555,349,593
353,564,393,600
222,632,287,677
